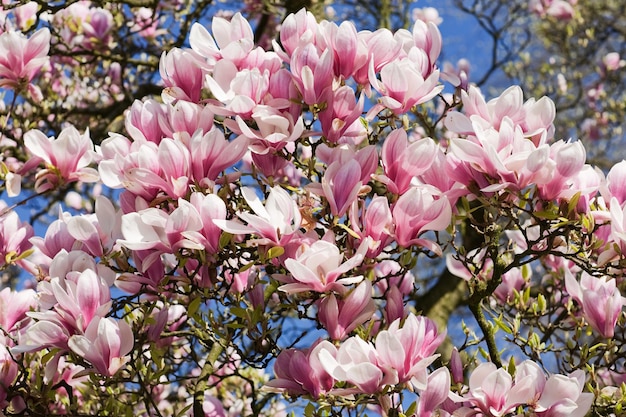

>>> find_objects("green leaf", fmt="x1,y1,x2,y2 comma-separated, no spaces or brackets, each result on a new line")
304,402,315,417
229,306,248,319
507,356,516,376
534,210,559,220
267,245,285,259
494,315,512,334
478,346,489,360
404,401,417,416
188,297,202,319
219,232,232,249
567,191,581,215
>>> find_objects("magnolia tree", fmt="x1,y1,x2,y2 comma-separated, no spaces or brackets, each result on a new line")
0,1,625,416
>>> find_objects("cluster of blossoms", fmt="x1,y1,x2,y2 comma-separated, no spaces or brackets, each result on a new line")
0,3,624,417
529,0,578,20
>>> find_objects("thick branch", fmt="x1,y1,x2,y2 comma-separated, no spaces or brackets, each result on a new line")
193,342,224,417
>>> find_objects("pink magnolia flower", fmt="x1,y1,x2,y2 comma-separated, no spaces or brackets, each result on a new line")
314,143,378,184
536,140,587,201
350,195,394,258
160,48,204,103
445,85,556,145
317,20,365,80
413,7,443,25
602,160,626,205
233,105,304,154
604,197,626,258
319,159,363,217
375,129,437,194
289,43,334,105
16,313,72,352
411,20,442,71
265,340,334,398
416,367,452,417
317,86,366,144
417,145,468,206
0,340,18,408
13,2,38,32
24,126,99,192
602,52,624,72
161,100,214,138
530,0,575,20
66,196,122,258
375,313,445,389
317,337,386,394
534,370,594,417
458,362,535,416
205,64,270,118
0,202,34,269
564,269,626,338
392,186,451,253
0,288,36,333
118,194,225,258
274,9,318,60
214,186,301,248
46,269,112,333
81,6,114,51
100,134,193,200
189,12,254,68
203,395,227,417
457,360,593,417
276,238,370,294
125,99,167,144
44,249,115,292
131,7,162,40
0,27,49,96
118,207,173,253
68,316,134,376
180,192,226,256
369,48,442,115
182,127,249,187
318,280,376,340
353,28,403,86
249,151,289,179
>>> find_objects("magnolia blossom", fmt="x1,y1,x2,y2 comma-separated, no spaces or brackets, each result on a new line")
375,129,437,194
375,313,444,390
233,106,305,154
315,313,444,395
38,269,111,334
446,85,555,145
68,316,134,376
0,201,34,270
369,53,442,114
276,238,370,294
564,269,626,338
318,280,376,340
0,27,50,97
416,367,452,417
392,185,452,253
456,362,535,416
456,360,593,417
24,126,99,191
350,195,394,258
318,85,366,144
0,340,18,408
265,340,334,398
189,12,255,68
289,43,334,105
160,48,204,103
214,186,301,248
317,337,385,394
0,288,36,334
